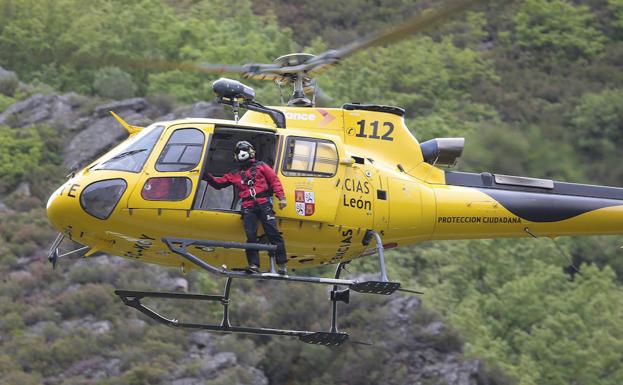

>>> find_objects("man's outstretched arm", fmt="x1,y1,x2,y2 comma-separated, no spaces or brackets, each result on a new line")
203,172,233,190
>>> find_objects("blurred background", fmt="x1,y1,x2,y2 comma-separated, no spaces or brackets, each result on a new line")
1,0,622,384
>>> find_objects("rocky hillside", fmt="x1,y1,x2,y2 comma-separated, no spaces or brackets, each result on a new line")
0,68,506,385
4,1,623,383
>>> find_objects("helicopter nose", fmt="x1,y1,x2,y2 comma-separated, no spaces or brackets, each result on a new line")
46,182,78,231
47,178,128,230
47,185,65,231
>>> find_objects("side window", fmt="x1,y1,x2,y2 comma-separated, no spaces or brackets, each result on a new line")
91,125,165,173
142,177,192,201
156,128,205,172
283,137,338,177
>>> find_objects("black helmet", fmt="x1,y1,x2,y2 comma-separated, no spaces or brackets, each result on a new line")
234,141,256,162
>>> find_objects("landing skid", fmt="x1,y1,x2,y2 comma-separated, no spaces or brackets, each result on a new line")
115,281,348,346
115,232,421,346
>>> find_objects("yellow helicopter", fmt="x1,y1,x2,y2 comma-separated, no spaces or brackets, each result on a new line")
46,0,623,346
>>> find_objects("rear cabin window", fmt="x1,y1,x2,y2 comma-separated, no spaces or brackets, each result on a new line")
142,177,192,201
283,137,338,177
91,124,165,173
156,128,205,172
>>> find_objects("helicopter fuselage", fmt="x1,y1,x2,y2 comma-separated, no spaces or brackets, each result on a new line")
46,105,623,271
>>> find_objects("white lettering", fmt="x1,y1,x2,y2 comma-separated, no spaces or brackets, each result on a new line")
285,112,317,121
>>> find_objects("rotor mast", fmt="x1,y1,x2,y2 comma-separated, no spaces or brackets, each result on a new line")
289,72,312,106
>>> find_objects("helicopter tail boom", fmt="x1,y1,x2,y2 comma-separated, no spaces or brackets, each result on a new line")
429,171,623,240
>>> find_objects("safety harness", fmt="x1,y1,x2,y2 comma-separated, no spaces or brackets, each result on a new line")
240,161,271,203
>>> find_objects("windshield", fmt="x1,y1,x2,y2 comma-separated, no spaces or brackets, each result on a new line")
90,124,165,173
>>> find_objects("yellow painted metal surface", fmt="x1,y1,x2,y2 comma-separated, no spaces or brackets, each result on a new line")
47,107,623,272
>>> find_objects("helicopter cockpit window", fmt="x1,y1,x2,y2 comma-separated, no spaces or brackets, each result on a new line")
283,137,338,177
156,128,205,172
90,124,165,173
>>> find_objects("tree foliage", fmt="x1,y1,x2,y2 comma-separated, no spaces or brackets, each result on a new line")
0,126,43,193
515,0,606,60
92,67,137,100
0,0,294,102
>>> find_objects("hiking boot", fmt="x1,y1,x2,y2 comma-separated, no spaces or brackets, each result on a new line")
245,265,260,274
277,264,287,275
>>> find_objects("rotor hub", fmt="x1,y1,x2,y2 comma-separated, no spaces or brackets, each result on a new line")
273,53,315,67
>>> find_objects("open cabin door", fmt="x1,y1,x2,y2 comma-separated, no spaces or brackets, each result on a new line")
192,127,279,213
182,127,281,256
277,135,344,223
128,124,208,210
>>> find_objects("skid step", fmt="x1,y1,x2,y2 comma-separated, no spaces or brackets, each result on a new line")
299,332,349,346
351,281,401,295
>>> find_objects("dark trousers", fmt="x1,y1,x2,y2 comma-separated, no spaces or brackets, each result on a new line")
242,202,287,267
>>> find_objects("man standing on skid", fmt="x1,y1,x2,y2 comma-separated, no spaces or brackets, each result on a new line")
203,141,288,274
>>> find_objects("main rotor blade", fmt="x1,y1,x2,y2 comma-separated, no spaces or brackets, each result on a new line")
301,0,484,76
338,0,481,57
86,55,287,79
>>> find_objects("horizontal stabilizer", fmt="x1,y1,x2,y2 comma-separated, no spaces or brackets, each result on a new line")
110,111,144,135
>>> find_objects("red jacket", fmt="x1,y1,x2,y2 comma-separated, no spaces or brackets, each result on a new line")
203,160,285,208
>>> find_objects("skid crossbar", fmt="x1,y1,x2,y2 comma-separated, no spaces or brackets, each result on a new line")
163,237,401,293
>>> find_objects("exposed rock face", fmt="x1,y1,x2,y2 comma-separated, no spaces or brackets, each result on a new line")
64,98,225,168
0,93,83,129
63,97,161,168
60,316,112,335
0,91,227,169
384,296,485,385
14,181,31,196
160,100,229,121
64,356,122,381
168,332,269,385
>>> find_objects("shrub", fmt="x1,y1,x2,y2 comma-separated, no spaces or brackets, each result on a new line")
0,126,43,194
0,371,42,385
421,327,464,354
56,283,115,319
92,67,137,100
22,306,61,326
11,196,43,212
0,94,15,112
0,70,19,97
68,263,116,285
0,311,25,334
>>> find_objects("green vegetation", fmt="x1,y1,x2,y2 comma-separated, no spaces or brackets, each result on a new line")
1,0,623,384
0,0,293,103
383,238,623,385
515,0,605,59
92,67,138,100
0,126,44,194
0,124,64,195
